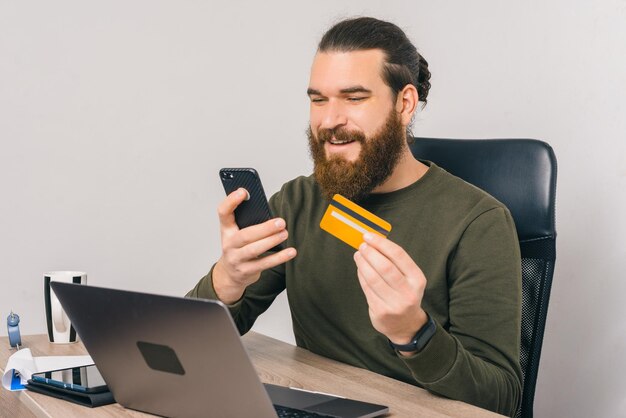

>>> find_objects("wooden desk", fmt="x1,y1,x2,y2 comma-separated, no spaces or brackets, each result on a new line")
1,333,502,418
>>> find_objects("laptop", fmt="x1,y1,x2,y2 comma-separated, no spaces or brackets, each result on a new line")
50,282,389,418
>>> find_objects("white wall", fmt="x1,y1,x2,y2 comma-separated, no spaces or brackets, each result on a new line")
1,1,625,417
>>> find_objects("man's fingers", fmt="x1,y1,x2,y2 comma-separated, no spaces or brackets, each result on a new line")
217,188,249,229
237,227,290,260
355,265,386,310
357,233,426,298
353,251,397,303
240,247,297,276
228,218,287,249
356,242,405,290
362,233,421,279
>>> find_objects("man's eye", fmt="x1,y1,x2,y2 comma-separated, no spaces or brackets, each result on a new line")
310,97,327,103
347,97,366,102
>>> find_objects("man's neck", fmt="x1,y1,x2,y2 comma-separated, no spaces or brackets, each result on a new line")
372,148,429,194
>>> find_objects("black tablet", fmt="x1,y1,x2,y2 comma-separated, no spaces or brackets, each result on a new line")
30,364,108,394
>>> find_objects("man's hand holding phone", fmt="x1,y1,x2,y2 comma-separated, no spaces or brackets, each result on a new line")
213,187,297,305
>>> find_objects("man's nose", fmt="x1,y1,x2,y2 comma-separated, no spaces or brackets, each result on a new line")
319,100,348,130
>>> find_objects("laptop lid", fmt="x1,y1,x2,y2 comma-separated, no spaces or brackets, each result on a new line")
50,283,388,418
50,282,278,417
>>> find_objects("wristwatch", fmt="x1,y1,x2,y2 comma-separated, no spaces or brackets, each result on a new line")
7,311,22,349
388,314,436,353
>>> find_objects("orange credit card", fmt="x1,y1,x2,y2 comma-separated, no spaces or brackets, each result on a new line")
320,194,392,250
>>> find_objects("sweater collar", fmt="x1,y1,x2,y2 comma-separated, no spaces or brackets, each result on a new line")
357,160,443,208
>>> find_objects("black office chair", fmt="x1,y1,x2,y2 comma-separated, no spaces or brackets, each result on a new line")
410,138,557,418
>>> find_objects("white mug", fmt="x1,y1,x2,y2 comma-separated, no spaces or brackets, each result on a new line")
44,271,87,343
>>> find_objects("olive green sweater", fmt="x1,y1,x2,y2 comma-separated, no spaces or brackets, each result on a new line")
187,162,522,416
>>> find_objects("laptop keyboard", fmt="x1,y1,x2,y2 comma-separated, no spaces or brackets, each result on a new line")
274,404,336,418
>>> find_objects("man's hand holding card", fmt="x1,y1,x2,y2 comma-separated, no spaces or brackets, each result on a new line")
320,194,429,353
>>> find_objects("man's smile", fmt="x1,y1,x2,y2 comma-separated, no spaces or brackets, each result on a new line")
328,135,356,145
324,138,361,160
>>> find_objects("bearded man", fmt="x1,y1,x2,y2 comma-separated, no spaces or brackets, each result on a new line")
187,17,522,417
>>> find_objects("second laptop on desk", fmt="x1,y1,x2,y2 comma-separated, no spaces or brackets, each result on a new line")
50,282,388,418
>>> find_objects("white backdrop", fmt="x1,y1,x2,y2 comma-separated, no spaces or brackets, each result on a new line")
1,1,625,417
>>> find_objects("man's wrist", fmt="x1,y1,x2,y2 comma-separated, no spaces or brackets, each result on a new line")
388,313,436,355
212,261,245,305
387,309,429,345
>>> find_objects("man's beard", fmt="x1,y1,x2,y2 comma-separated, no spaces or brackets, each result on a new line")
307,110,406,202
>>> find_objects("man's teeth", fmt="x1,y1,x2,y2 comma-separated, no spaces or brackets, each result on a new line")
329,139,353,145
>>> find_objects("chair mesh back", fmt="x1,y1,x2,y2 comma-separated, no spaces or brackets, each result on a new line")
410,138,557,418
518,239,556,418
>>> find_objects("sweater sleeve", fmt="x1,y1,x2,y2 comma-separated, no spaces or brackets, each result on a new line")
185,263,286,335
398,206,522,417
185,192,288,335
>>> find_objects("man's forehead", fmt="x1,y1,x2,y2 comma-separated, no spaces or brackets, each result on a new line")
308,49,387,93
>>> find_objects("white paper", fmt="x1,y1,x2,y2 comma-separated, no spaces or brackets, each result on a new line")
2,348,92,391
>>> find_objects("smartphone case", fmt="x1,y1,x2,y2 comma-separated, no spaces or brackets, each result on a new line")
26,379,115,408
220,168,273,229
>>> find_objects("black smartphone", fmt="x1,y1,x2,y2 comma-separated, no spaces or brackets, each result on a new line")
219,168,274,229
30,364,108,394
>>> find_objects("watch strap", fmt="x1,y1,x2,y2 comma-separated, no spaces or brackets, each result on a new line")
388,314,436,353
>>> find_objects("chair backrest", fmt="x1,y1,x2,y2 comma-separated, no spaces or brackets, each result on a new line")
410,138,557,418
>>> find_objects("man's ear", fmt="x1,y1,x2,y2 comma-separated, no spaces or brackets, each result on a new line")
395,84,419,127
